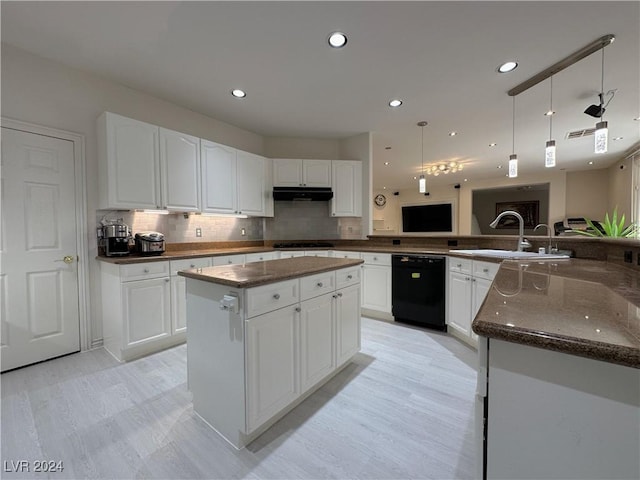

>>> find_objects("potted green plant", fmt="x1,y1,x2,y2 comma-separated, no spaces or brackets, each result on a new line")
570,207,639,238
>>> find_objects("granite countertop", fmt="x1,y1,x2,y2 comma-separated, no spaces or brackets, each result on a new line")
178,256,364,288
472,258,640,369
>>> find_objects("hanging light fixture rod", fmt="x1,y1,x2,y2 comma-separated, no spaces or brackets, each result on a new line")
507,34,615,97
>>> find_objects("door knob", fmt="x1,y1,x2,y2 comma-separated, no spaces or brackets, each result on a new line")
56,255,74,264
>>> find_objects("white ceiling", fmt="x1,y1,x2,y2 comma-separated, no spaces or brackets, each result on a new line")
2,1,639,191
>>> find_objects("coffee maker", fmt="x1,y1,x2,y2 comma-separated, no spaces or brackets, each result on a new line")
98,222,131,256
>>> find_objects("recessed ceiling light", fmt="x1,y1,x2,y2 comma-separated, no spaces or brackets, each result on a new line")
413,176,417,180
389,99,403,108
588,161,594,165
464,178,468,182
384,162,390,166
613,136,624,141
231,89,246,98
328,32,347,48
497,165,503,169
497,61,518,73
489,143,497,147
634,117,640,121
449,131,457,136
544,110,555,116
382,186,387,189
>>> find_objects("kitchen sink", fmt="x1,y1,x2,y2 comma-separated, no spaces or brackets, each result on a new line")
451,249,570,260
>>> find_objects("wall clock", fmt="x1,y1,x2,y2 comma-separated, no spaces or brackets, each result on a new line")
374,194,386,206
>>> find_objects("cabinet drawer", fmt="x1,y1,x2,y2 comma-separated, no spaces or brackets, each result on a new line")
170,257,211,276
336,266,360,289
120,261,170,281
278,251,306,259
449,257,472,275
360,252,391,266
473,261,500,281
300,271,335,301
304,250,330,257
246,279,299,318
245,251,278,263
212,254,246,266
332,250,361,259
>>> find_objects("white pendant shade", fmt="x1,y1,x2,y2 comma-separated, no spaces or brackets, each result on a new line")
545,140,556,167
508,154,518,178
595,121,608,154
418,175,426,193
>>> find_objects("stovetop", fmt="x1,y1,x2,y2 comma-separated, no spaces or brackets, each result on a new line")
273,242,335,249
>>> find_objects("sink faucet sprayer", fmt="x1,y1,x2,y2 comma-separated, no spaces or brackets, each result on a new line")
489,210,532,252
534,223,553,254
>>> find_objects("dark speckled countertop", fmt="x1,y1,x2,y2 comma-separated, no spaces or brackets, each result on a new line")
178,256,364,288
472,258,640,368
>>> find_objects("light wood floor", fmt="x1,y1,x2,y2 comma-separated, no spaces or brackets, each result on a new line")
1,318,478,479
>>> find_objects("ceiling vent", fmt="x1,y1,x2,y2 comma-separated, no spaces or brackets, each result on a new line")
566,128,596,139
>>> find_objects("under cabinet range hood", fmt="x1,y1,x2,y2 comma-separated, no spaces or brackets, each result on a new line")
272,186,333,201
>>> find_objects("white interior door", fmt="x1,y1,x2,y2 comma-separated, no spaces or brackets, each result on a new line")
1,127,80,372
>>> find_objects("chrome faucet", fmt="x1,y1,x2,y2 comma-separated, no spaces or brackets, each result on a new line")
534,223,553,253
489,210,532,252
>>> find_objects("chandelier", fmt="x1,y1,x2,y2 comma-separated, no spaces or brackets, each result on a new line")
424,161,463,176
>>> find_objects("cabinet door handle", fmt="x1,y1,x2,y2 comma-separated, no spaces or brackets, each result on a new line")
317,282,323,287
273,293,280,300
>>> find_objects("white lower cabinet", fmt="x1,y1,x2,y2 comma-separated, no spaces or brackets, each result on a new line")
447,258,499,346
170,257,211,335
246,305,299,433
299,293,335,394
101,261,184,361
361,253,392,315
187,265,361,448
335,284,361,367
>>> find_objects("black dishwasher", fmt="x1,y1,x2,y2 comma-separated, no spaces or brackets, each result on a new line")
392,255,446,331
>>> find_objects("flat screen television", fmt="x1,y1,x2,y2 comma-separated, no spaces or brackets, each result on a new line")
401,202,455,234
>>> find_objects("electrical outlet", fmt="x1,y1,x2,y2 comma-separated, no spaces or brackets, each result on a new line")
241,228,246,236
196,228,202,237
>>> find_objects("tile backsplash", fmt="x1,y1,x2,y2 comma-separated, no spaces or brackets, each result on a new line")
97,204,362,244
97,210,263,243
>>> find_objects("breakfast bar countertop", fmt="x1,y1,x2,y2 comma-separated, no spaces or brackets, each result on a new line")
472,258,640,369
177,256,364,288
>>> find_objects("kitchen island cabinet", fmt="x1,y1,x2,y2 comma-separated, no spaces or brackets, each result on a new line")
473,259,640,479
180,256,363,448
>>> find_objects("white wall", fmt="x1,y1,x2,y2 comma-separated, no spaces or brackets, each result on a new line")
264,137,341,159
608,156,634,219
565,169,609,221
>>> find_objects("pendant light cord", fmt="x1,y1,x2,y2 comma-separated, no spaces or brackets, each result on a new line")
512,96,516,154
600,47,605,120
549,76,553,140
421,124,424,175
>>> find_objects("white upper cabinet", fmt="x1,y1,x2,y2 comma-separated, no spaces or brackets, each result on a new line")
331,160,362,217
200,139,238,214
237,150,267,216
159,127,200,212
98,112,161,209
273,159,331,187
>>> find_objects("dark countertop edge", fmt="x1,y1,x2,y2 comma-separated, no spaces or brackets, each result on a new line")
473,314,640,369
96,246,504,264
178,258,364,288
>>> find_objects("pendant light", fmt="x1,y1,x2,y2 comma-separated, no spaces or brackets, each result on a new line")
545,76,556,168
417,121,427,193
509,96,518,178
594,46,608,154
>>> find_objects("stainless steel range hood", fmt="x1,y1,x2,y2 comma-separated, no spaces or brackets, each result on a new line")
272,187,333,201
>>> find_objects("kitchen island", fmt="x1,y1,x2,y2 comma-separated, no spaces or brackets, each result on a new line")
179,256,363,449
472,259,640,480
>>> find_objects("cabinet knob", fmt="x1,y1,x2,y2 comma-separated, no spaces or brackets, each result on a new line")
465,276,470,281
373,257,378,261
273,293,280,300
144,268,149,273
337,292,343,297
165,278,170,283
472,278,477,282
228,260,233,264
190,264,196,268
457,263,462,268
483,268,489,273
347,275,353,280
332,294,339,299
295,307,301,313
317,282,323,287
